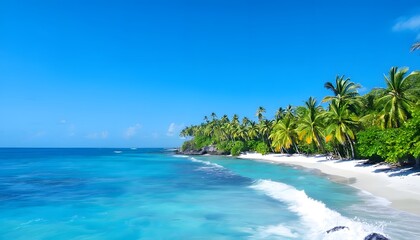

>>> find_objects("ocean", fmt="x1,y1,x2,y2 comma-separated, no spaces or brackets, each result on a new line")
0,148,419,239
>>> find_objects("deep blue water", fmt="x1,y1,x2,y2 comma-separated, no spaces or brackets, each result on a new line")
0,148,419,239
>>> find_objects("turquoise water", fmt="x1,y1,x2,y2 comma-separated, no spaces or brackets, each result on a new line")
1,149,420,239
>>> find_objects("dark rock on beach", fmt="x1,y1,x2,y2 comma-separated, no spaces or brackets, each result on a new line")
364,233,389,240
325,227,389,240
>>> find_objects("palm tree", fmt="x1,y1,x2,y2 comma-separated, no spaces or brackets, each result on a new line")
297,97,326,152
377,67,420,128
255,119,273,150
203,116,209,123
269,116,299,153
359,88,385,128
256,106,266,122
247,122,259,140
221,115,230,124
324,100,359,158
275,107,285,120
210,112,218,121
236,125,248,141
284,105,295,119
241,117,250,127
232,114,240,126
411,42,420,52
323,75,362,113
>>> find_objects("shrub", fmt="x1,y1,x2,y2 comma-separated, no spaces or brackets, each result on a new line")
245,140,258,152
356,124,417,165
194,135,213,149
356,128,387,162
298,142,318,155
230,141,245,156
256,142,269,155
216,141,233,154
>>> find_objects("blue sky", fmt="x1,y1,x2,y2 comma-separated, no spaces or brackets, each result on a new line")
1,0,419,148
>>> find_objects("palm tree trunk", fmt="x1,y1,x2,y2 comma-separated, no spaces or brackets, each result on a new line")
293,142,300,154
345,133,355,159
336,149,342,159
315,133,325,153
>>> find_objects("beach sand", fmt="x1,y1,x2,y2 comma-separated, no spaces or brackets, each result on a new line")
238,153,420,215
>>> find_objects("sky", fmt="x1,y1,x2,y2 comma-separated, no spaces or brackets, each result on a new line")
1,0,419,148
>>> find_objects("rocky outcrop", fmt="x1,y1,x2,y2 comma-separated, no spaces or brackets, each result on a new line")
176,145,224,155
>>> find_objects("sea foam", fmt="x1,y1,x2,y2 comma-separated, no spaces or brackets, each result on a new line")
190,157,224,169
251,179,386,240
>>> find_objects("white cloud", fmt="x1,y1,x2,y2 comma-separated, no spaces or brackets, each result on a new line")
393,15,420,32
124,124,141,138
167,123,184,137
86,131,109,139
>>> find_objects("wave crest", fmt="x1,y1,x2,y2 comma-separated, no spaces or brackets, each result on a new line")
251,179,385,239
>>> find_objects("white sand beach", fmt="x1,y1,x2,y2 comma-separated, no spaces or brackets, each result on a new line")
238,153,420,215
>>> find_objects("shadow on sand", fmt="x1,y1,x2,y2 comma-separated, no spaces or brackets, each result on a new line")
315,155,420,177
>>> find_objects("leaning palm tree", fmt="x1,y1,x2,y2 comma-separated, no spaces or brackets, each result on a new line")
324,100,359,158
269,116,299,153
411,42,420,52
377,67,420,128
297,97,326,152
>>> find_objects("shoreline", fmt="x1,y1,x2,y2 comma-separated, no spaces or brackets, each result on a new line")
238,152,420,216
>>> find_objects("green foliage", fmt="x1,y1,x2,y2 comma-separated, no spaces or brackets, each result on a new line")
356,110,420,164
216,141,233,154
193,135,213,149
245,140,259,152
231,141,245,156
256,142,269,155
298,142,318,155
356,128,387,162
181,140,196,152
405,109,420,158
356,127,410,164
181,135,213,152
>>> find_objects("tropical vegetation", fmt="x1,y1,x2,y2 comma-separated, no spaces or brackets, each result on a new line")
180,67,420,166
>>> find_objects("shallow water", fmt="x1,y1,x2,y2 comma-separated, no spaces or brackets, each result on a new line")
0,148,419,239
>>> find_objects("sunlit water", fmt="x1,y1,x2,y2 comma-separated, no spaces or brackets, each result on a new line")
0,148,419,239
